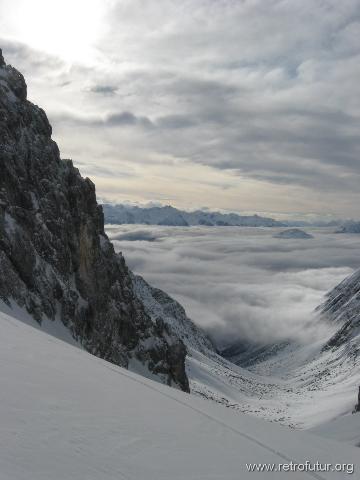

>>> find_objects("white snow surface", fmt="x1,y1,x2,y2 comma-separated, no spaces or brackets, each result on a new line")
1,308,359,480
310,413,360,448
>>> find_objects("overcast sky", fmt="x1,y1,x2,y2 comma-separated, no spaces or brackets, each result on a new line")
1,0,360,219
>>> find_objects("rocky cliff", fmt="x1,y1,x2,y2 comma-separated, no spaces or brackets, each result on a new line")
131,273,216,355
0,49,189,391
318,269,360,351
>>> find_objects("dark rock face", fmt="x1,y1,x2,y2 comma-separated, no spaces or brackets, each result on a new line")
317,269,360,352
355,386,360,413
0,49,189,392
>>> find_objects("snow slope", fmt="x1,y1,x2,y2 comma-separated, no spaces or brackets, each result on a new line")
1,308,359,480
310,414,360,448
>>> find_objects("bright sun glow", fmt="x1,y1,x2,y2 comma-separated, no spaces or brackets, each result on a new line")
0,0,107,63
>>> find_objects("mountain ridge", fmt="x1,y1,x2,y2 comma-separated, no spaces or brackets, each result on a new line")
336,221,360,234
103,203,286,227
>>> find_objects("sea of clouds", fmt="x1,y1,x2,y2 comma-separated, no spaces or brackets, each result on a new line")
107,225,360,349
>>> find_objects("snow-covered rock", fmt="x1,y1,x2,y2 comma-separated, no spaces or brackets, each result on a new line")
131,273,215,354
317,268,360,351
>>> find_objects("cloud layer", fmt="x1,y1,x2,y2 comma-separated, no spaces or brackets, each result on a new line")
107,225,360,348
1,1,360,217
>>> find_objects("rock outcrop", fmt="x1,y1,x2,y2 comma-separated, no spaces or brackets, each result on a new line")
317,269,360,352
0,49,189,391
131,273,215,354
355,386,360,413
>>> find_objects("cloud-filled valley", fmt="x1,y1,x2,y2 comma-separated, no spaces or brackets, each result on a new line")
107,225,360,349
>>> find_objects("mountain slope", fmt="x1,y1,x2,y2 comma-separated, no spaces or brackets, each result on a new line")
0,49,188,390
131,273,216,354
318,268,360,351
1,307,358,480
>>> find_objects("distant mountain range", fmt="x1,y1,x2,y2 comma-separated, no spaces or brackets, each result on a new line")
102,203,351,228
102,204,286,227
337,221,360,234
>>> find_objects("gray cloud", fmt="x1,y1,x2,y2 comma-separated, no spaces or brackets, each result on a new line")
107,225,360,348
106,112,155,128
0,38,63,73
157,114,198,129
96,0,360,197
89,85,118,95
52,110,154,129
